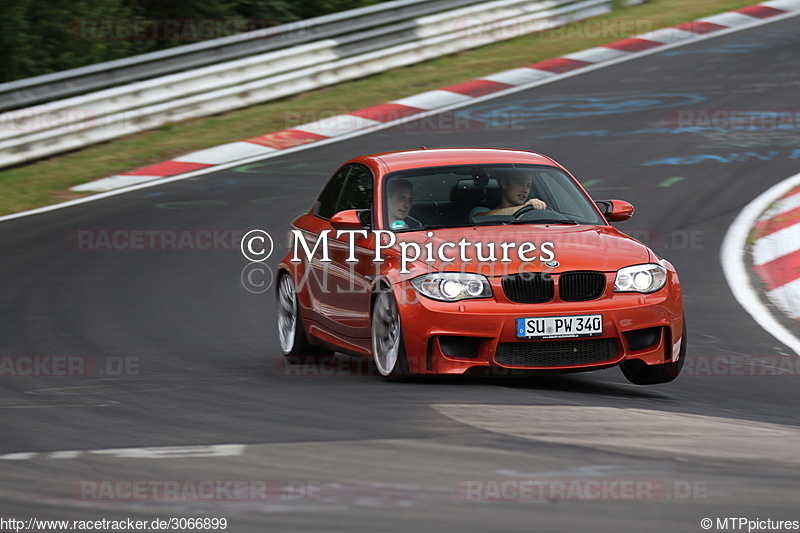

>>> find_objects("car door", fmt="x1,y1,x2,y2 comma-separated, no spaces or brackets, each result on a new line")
305,164,375,339
327,164,376,337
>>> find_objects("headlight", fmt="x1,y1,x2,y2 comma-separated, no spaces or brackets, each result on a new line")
614,264,667,293
411,272,492,301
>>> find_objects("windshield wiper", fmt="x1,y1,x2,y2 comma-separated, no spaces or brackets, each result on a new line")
421,224,467,229
394,224,465,232
471,219,514,226
513,219,579,225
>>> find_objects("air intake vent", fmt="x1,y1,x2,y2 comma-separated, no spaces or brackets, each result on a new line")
495,338,618,367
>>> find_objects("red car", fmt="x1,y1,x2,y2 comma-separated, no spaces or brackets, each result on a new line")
276,148,685,384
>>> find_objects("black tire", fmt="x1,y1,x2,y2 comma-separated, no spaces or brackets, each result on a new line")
276,273,332,360
620,318,686,385
370,287,412,381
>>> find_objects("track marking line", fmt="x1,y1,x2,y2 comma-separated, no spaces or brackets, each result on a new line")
0,443,246,461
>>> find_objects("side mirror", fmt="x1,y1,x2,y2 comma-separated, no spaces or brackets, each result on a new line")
330,209,370,230
596,200,634,222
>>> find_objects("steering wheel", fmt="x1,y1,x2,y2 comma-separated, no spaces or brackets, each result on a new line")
512,204,536,218
512,205,569,221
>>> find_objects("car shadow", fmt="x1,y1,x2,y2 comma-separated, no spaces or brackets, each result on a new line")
414,372,669,399
273,354,671,400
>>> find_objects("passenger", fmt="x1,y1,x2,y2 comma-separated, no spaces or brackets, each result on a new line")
387,179,422,229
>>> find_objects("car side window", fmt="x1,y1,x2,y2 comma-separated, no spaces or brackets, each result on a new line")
334,164,373,213
316,165,352,219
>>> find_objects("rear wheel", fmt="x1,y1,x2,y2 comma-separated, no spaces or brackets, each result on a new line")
621,319,686,385
276,273,331,359
371,287,411,381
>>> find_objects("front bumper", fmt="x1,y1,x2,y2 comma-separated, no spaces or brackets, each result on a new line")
394,276,683,375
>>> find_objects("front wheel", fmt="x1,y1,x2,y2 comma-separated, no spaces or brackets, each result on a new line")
276,273,331,359
371,287,411,381
620,319,686,385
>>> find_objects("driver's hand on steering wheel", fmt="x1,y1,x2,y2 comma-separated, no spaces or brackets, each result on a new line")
523,198,547,211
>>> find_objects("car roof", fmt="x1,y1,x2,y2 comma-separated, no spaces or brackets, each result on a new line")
352,148,563,174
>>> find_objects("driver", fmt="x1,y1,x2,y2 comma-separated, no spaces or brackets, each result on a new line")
474,171,546,218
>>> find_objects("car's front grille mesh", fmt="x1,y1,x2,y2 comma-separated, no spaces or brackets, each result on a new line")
502,271,606,302
559,272,606,301
502,273,554,303
495,338,618,367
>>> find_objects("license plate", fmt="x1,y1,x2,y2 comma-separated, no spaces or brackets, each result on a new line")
516,314,603,339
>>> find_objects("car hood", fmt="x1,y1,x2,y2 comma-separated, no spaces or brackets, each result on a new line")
391,225,652,275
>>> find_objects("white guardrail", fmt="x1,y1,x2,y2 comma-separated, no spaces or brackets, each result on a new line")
0,0,619,169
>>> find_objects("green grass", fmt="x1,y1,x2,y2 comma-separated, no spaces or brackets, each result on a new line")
0,0,758,216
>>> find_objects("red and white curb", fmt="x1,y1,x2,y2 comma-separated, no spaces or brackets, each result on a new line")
71,0,800,193
722,171,800,355
752,184,800,321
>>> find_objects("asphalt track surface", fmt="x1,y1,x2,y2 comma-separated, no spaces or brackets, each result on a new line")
2,15,800,533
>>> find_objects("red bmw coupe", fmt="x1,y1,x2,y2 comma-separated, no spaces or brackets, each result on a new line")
276,148,685,384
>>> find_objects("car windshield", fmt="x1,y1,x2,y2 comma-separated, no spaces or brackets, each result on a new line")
382,164,604,231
